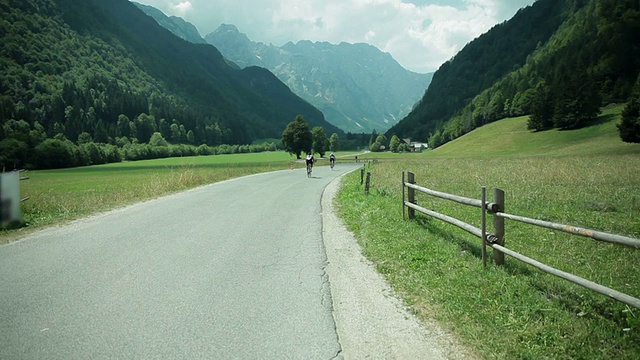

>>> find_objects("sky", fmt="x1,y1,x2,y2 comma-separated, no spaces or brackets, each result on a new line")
132,0,536,74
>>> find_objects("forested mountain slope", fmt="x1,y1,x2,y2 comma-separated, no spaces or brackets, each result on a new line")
0,0,339,169
388,0,640,148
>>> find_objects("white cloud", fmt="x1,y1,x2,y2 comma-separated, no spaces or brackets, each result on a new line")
132,0,535,73
171,1,193,15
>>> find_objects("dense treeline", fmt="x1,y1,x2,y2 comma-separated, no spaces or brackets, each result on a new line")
0,0,337,170
0,121,280,170
388,0,640,148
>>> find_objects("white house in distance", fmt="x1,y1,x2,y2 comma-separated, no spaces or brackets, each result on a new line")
402,138,429,152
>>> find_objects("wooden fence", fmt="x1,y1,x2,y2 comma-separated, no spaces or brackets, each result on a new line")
402,171,640,310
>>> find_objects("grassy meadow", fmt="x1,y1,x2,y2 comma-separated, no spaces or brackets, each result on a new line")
336,104,640,359
1,151,303,243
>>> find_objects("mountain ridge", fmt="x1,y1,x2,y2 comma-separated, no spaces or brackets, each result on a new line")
133,5,433,134
204,24,432,133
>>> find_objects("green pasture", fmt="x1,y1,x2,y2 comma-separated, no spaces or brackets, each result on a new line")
336,105,640,359
1,152,299,243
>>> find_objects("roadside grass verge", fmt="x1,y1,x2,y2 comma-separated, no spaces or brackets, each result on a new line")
1,152,295,244
335,108,640,359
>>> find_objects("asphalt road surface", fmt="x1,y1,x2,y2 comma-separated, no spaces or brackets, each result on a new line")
0,163,474,359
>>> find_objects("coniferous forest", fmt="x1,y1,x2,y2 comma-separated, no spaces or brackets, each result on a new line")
0,0,340,170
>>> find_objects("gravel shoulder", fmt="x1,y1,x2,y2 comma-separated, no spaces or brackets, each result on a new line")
322,174,480,360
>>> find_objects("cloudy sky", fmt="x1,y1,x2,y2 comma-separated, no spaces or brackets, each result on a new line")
132,0,536,74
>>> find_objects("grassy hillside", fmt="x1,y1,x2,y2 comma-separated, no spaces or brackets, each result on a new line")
430,104,639,158
339,107,640,359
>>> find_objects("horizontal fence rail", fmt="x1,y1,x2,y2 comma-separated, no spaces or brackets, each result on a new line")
402,171,640,310
495,212,640,249
404,201,483,239
404,183,500,213
491,243,640,309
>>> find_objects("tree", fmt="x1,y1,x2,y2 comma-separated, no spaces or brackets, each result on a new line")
369,129,378,149
618,80,640,143
389,135,401,152
311,126,329,157
149,132,169,147
186,130,195,144
135,113,156,143
117,114,130,138
375,133,388,149
281,115,312,159
528,82,554,131
170,123,180,143
34,138,77,169
80,142,105,165
329,133,340,152
552,74,601,130
78,132,93,144
0,138,29,170
370,133,388,152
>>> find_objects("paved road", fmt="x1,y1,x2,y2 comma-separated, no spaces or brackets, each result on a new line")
0,163,362,359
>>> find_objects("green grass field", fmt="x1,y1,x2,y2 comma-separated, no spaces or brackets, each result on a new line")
1,152,299,243
337,104,640,359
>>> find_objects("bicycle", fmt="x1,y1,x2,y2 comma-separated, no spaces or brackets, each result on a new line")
330,158,335,170
306,162,313,177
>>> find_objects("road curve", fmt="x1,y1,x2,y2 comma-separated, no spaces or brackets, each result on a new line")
0,163,361,359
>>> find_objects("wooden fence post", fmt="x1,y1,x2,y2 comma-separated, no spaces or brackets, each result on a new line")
402,172,406,220
493,188,505,266
360,166,365,185
365,172,371,195
481,186,487,268
407,172,416,220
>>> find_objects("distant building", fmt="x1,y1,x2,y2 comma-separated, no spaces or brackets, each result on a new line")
402,138,428,152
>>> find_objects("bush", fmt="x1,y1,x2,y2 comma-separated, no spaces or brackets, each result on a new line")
0,138,29,170
34,138,78,169
618,87,640,143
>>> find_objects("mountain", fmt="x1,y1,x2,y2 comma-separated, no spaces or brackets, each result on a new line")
205,24,433,133
388,0,640,147
0,0,341,152
133,2,207,45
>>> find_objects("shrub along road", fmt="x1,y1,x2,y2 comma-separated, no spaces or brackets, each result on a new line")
0,163,471,359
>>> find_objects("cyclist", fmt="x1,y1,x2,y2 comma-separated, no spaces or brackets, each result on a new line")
305,152,315,177
329,152,336,169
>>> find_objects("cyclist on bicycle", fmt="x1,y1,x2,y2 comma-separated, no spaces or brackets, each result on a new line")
305,152,315,175
329,153,336,168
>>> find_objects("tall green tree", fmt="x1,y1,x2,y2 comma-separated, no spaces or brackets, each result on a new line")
369,129,378,148
370,133,388,152
311,126,329,157
618,78,640,143
281,115,312,159
389,135,401,152
375,133,388,149
329,133,340,152
552,72,601,130
528,82,555,131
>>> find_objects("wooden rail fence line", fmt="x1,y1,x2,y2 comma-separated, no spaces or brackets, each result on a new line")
401,171,640,310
